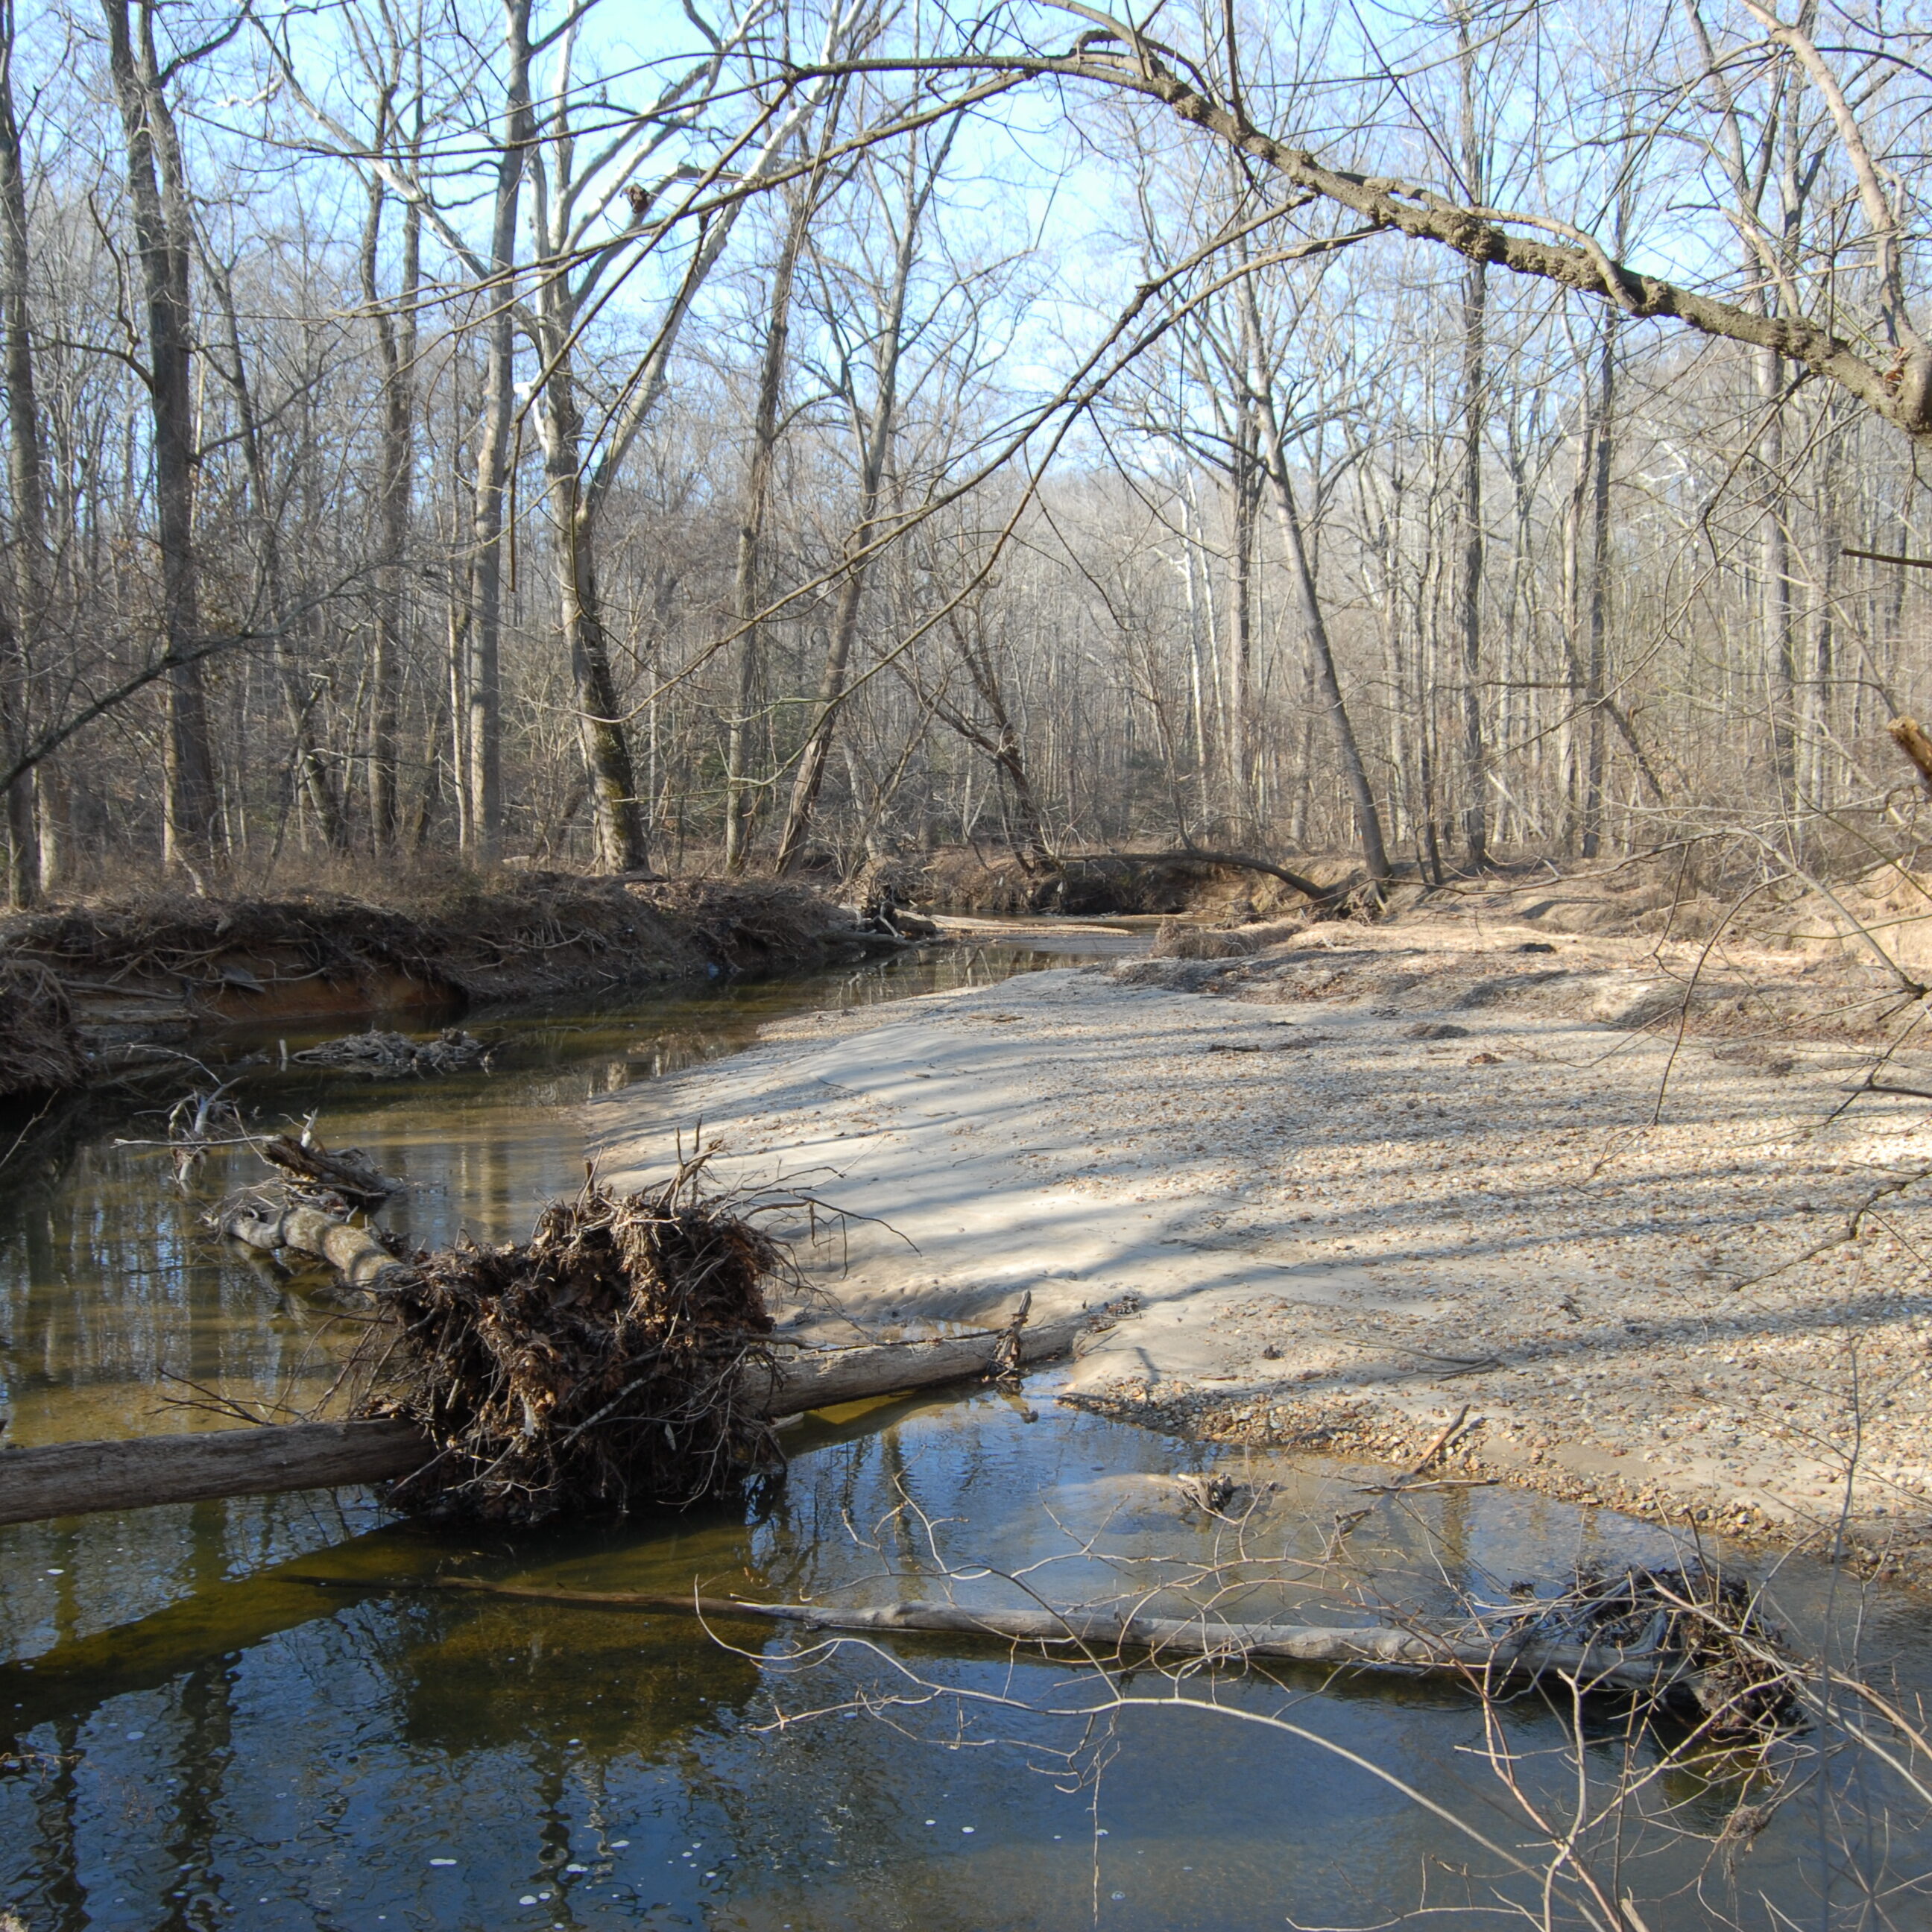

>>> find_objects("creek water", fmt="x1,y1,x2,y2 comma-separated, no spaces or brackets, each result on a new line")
2,938,1930,1931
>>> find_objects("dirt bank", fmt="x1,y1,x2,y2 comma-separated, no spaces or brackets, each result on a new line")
900,845,1353,917
0,875,897,1103
590,900,1932,1580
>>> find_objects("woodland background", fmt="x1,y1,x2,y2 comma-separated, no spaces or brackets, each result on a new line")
3,0,1931,906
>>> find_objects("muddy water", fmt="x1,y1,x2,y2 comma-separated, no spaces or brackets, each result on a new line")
2,941,1931,1931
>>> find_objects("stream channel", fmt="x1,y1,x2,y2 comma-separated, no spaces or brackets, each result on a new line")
4,932,1931,1931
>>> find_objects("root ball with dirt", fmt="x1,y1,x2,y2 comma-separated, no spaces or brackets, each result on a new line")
359,1160,796,1524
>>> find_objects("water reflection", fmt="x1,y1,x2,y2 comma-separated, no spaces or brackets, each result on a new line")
7,1390,1927,1931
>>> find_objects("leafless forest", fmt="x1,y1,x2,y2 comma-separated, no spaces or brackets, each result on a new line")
4,0,1932,904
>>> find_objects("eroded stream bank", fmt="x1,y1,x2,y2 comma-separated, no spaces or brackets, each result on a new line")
3,930,1932,1931
0,877,895,1109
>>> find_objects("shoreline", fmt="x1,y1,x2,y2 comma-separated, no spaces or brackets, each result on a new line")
0,876,902,1105
592,912,1932,1582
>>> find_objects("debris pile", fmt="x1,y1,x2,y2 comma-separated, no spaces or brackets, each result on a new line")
358,1160,794,1524
259,1133,394,1209
0,959,85,1102
1494,1565,1797,1731
292,1026,489,1079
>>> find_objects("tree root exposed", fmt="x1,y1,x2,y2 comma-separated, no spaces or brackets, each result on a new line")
353,1159,794,1524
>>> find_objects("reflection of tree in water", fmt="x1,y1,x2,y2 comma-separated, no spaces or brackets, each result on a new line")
19,1714,87,1932
155,1658,236,1932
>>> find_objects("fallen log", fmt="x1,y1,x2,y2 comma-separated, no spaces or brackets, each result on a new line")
220,1199,416,1294
258,1134,392,1208
0,1418,429,1528
0,1313,1092,1528
302,1575,1698,1696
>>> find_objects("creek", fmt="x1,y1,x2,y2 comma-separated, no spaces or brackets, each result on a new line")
2,935,1930,1931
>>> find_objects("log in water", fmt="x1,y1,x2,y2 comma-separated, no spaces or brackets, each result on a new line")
0,1314,1092,1527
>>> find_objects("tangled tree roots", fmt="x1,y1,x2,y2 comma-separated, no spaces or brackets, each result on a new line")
0,961,85,1102
358,1160,795,1524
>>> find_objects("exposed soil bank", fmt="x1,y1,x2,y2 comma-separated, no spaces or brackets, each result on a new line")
0,876,897,1102
894,845,1354,918
591,897,1932,1582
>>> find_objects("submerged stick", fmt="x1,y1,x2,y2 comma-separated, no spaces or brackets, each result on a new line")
0,1315,1093,1527
316,1574,1690,1693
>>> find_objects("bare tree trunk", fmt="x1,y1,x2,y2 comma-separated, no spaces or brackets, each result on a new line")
463,0,533,865
1226,381,1257,840
1581,318,1616,859
538,360,648,873
724,184,811,873
1453,9,1489,871
103,0,218,873
1239,282,1390,890
204,255,348,850
774,147,931,875
775,573,865,874
1759,348,1797,813
361,136,420,854
925,607,1051,859
1256,435,1391,889
0,0,45,905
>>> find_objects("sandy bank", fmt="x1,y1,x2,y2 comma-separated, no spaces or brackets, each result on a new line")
591,915,1932,1576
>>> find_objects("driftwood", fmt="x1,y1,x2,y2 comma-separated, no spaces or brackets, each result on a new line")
0,1314,1093,1527
0,1418,429,1527
290,1026,487,1079
219,1198,416,1294
311,1576,1698,1696
259,1134,392,1208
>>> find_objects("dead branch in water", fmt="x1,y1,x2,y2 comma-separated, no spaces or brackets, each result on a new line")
1052,847,1342,906
258,1132,393,1208
306,1563,1798,1726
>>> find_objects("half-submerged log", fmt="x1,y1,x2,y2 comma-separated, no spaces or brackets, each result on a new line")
306,1576,1789,1715
220,1198,416,1293
0,1418,428,1527
0,1314,1090,1528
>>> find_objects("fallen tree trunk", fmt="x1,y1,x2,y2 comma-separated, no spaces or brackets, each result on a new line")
221,1199,416,1294
1055,847,1341,906
315,1575,1695,1695
0,1313,1091,1527
0,1418,429,1528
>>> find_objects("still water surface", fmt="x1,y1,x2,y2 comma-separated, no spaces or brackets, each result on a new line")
3,941,1931,1931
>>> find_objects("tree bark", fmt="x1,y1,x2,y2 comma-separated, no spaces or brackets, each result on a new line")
102,0,218,873
0,1314,1093,1527
0,1,45,906
462,0,534,865
724,184,812,873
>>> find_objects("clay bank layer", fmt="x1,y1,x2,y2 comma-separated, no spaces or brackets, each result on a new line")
591,918,1932,1576
0,877,897,1102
